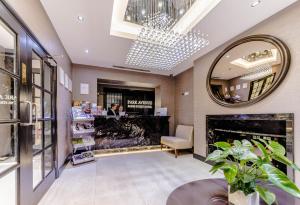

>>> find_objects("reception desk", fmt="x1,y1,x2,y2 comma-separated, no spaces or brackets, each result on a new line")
94,115,170,150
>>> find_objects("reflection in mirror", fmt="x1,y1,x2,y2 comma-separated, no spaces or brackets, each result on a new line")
207,36,290,107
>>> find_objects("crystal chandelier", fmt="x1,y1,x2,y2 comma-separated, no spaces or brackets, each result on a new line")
125,12,209,70
124,0,196,26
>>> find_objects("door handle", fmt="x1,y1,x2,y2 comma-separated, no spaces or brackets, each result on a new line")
20,101,33,126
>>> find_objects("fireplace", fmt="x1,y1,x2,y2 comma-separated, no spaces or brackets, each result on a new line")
206,113,294,180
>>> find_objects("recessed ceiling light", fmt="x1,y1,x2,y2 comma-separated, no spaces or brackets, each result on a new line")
251,0,261,7
141,9,146,15
158,2,163,8
77,15,85,22
85,49,89,54
179,9,185,15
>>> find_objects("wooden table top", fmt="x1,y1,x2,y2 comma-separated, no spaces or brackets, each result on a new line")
166,178,300,205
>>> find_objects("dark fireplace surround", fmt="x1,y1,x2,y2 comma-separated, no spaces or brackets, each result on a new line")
206,113,294,180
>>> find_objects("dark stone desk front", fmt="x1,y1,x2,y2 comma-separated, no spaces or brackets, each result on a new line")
94,115,170,150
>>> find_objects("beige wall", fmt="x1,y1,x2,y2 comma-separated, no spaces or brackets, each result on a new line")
72,64,176,134
175,67,194,126
193,2,300,184
5,0,73,169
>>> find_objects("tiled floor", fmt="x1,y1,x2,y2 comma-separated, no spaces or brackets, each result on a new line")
38,151,222,205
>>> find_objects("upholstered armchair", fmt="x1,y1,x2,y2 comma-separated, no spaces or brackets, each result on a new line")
160,125,194,158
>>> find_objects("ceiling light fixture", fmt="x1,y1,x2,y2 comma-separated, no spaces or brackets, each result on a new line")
125,14,209,70
77,15,85,22
141,9,146,15
179,9,185,15
158,1,163,8
251,0,261,7
85,49,89,54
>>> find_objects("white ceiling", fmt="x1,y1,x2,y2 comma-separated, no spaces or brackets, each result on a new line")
40,0,297,76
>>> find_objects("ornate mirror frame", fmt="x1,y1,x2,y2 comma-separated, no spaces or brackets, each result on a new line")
206,35,291,107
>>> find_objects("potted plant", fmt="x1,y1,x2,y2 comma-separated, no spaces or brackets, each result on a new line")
206,139,300,205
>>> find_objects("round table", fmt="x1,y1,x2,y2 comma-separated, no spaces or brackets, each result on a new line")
166,179,300,205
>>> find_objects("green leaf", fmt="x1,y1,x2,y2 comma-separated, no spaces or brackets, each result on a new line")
209,162,226,174
272,153,300,172
234,140,242,147
258,139,269,147
242,139,253,148
261,164,300,198
256,185,276,205
269,141,285,156
240,150,258,161
252,140,269,158
222,164,238,184
242,174,256,183
206,150,224,162
214,142,231,150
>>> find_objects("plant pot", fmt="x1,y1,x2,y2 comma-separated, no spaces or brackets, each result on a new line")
228,188,259,205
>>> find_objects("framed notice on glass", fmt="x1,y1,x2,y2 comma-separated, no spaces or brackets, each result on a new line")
64,73,69,89
68,78,72,92
80,83,89,95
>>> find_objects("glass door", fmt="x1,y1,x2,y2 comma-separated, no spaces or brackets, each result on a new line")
24,37,57,205
0,18,19,205
0,2,57,205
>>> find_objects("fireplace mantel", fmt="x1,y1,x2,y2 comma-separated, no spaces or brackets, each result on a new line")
206,113,294,180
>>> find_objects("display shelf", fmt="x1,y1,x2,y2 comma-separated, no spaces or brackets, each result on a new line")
72,151,95,165
72,136,95,150
71,106,95,165
72,128,95,135
72,118,94,122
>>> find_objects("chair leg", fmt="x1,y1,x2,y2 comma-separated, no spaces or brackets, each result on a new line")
175,149,178,158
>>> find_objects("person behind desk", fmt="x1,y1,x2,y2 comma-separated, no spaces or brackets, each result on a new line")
118,105,126,116
107,103,117,116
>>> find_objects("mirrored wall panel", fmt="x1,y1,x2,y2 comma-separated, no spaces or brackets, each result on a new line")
207,35,290,107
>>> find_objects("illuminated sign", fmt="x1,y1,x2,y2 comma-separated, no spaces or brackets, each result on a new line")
0,95,17,105
127,100,153,109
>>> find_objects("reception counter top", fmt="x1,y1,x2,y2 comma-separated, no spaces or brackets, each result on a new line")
94,115,170,150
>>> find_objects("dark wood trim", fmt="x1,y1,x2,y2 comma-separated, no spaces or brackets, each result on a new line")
206,34,291,107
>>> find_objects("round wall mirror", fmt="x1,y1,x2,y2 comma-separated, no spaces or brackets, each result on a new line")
207,35,290,107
